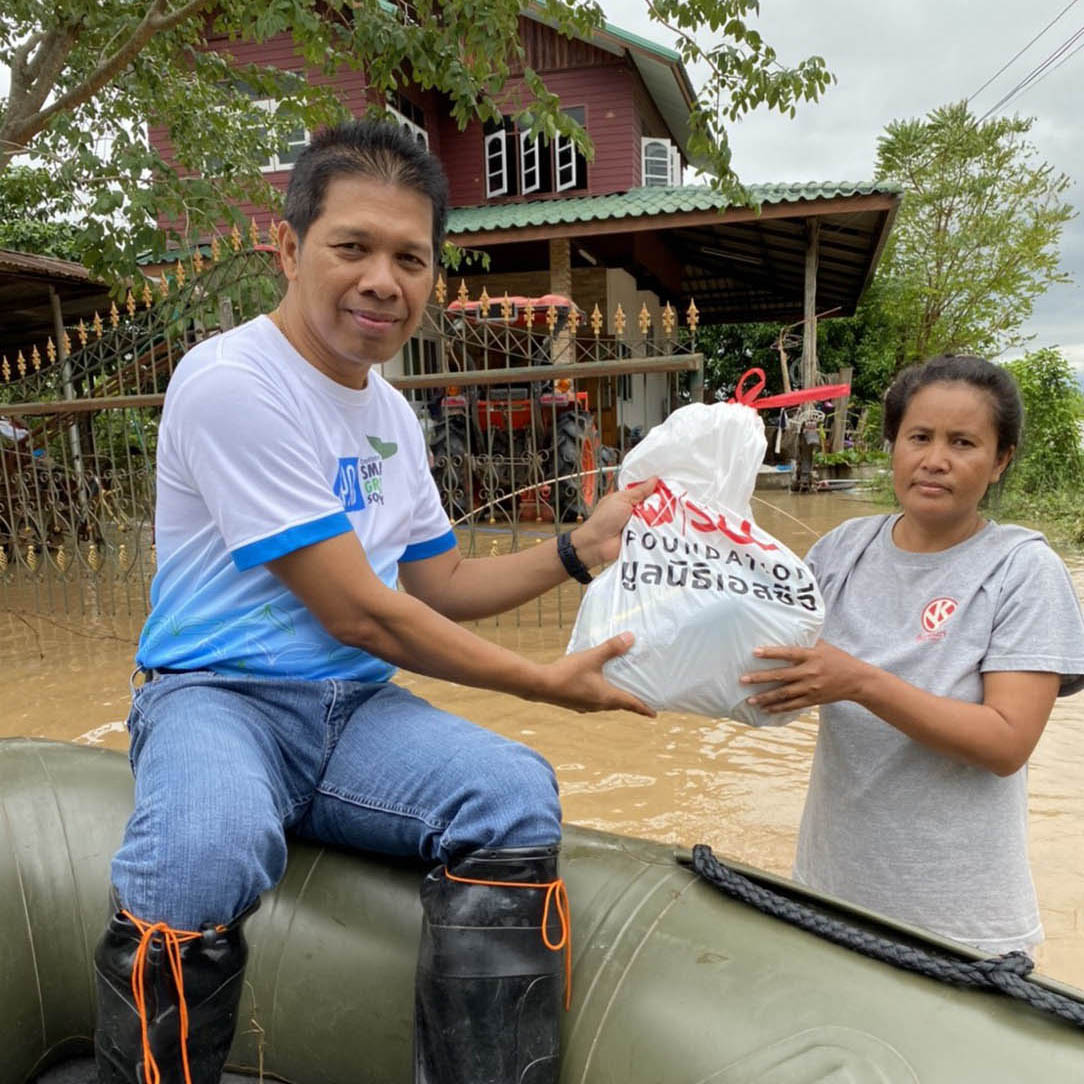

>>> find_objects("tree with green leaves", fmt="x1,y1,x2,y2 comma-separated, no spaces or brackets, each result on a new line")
998,347,1084,547
0,0,831,280
873,102,1074,366
701,102,1077,410
696,287,897,406
1004,348,1083,494
0,164,81,259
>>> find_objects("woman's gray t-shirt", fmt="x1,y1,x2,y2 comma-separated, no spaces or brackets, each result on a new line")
794,514,1084,953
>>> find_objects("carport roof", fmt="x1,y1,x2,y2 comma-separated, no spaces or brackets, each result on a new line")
0,249,113,362
446,182,903,324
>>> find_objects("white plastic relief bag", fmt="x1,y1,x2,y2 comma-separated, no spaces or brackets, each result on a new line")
567,401,824,725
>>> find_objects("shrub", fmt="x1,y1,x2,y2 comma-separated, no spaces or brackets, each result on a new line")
1004,349,1083,493
814,448,889,467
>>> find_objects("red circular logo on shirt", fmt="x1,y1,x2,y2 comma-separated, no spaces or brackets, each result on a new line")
921,597,958,633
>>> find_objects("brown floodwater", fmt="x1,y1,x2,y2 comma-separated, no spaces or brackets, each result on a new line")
2,492,1082,989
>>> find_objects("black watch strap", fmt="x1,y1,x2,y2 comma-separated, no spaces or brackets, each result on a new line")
557,532,593,584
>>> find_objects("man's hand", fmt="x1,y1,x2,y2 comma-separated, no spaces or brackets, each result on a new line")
739,641,872,714
569,478,658,568
400,477,657,622
535,632,656,716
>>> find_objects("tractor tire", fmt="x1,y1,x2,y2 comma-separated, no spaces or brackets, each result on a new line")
554,410,600,522
429,421,472,524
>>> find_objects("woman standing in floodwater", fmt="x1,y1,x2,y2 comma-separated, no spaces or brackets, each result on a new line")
741,355,1084,954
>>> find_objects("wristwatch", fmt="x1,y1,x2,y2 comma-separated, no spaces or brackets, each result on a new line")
557,532,593,584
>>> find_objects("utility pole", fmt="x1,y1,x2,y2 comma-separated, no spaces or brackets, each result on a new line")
794,219,820,492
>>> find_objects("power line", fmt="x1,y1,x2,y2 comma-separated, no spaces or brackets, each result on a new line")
1010,35,1084,102
967,0,1080,103
978,22,1084,120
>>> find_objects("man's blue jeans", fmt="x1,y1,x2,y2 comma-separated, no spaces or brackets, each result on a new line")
111,672,562,929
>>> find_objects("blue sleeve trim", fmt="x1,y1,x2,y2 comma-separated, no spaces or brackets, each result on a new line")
400,529,457,563
231,512,353,571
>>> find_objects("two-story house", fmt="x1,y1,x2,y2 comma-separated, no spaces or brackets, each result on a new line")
147,8,899,445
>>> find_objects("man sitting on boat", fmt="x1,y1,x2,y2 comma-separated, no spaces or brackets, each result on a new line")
93,119,653,1084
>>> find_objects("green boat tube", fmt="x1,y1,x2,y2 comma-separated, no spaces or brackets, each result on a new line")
4,738,1084,1082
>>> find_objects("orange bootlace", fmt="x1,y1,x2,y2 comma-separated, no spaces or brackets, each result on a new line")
442,870,573,1010
121,910,226,1084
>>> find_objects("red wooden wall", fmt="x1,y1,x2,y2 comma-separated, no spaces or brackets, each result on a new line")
147,15,682,235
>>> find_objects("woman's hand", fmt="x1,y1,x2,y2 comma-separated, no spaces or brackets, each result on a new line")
740,641,873,715
742,642,1060,774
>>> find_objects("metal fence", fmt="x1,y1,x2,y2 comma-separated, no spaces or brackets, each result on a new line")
1,235,701,625
0,242,283,622
411,282,701,530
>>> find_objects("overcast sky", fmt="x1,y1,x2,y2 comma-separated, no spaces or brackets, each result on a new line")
606,0,1084,378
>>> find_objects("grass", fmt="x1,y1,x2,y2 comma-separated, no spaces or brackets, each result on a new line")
866,476,1084,554
997,486,1084,552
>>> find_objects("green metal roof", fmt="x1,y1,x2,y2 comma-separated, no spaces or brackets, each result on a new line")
447,182,902,235
599,20,682,63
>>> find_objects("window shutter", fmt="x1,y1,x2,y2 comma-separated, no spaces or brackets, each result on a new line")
641,137,672,187
669,144,682,185
254,98,309,172
555,134,577,192
387,105,428,149
520,131,541,194
253,99,274,170
485,130,509,197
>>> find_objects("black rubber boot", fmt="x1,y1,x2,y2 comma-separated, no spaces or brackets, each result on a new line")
414,845,567,1084
93,902,253,1084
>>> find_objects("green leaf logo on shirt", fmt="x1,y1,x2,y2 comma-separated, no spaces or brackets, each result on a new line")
258,603,296,634
367,435,398,459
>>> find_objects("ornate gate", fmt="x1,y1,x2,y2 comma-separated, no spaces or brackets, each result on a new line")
415,281,702,531
0,237,283,622
0,230,702,624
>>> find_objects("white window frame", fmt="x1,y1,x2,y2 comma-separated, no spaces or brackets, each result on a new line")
485,129,510,197
554,133,577,192
387,105,429,149
520,130,541,195
253,99,309,172
669,143,682,185
641,136,676,187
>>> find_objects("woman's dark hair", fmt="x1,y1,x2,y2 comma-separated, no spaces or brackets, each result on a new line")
284,119,449,260
883,354,1023,456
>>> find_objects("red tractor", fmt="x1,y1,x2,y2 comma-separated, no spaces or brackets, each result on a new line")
429,294,600,523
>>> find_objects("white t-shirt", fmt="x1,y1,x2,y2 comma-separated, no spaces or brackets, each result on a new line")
137,315,454,681
795,514,1084,954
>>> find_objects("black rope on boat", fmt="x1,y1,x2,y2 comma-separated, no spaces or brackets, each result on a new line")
689,844,1084,1030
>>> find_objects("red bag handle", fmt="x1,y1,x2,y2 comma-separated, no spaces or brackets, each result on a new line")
730,367,851,411
734,368,766,406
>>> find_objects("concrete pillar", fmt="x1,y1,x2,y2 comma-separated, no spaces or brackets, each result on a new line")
50,286,86,485
548,237,572,296
549,237,573,364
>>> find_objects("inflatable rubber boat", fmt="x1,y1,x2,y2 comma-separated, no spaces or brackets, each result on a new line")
4,738,1083,1083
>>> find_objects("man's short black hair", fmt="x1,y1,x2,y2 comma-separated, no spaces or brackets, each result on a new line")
284,119,449,260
